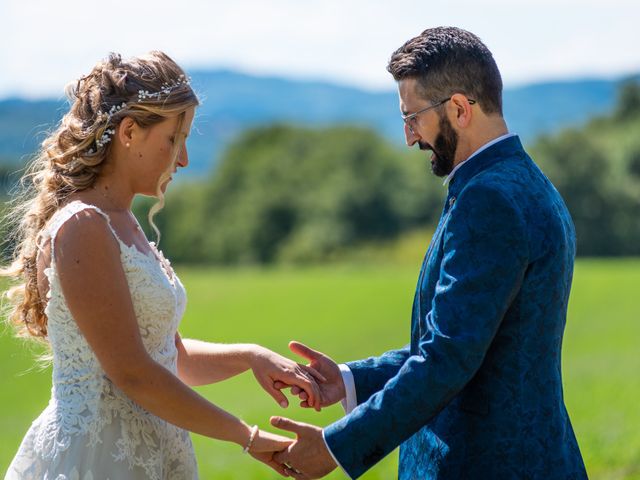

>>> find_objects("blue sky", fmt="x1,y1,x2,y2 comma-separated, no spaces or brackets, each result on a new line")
1,0,639,99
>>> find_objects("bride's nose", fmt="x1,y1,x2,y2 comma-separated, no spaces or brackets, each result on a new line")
177,144,189,168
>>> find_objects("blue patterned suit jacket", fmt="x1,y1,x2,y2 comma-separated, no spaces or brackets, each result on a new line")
324,136,587,479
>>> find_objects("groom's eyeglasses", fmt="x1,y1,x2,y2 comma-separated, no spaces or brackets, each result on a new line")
402,98,476,135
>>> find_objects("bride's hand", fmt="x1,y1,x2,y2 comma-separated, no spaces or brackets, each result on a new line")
248,429,294,477
248,345,326,411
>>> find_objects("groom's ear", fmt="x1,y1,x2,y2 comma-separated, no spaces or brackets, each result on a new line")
449,93,474,129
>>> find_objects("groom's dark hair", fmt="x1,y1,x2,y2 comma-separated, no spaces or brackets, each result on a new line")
387,26,503,115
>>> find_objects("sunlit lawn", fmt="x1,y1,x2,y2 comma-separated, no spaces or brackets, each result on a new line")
1,259,638,479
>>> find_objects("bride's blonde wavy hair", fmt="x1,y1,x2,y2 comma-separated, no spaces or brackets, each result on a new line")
0,51,199,340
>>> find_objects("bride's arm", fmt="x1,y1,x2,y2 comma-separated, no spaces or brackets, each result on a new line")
176,336,326,409
175,336,255,385
53,212,291,463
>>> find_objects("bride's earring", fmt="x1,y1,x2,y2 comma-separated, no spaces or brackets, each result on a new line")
125,142,131,148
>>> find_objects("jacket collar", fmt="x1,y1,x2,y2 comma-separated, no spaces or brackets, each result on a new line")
447,135,525,198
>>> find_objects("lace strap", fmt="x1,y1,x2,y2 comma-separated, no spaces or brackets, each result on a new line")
43,201,122,264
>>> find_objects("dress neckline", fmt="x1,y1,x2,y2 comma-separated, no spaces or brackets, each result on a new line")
54,200,177,285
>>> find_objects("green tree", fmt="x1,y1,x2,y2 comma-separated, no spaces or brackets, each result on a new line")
531,80,640,256
154,124,443,264
614,79,640,121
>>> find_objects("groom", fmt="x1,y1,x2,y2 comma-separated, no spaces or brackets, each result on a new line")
270,27,588,479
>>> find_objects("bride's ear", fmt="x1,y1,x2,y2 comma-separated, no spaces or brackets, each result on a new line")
117,117,136,147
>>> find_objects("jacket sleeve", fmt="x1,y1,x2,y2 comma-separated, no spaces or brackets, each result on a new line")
323,183,529,479
345,345,410,406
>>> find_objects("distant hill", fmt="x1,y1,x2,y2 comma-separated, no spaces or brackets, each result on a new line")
0,70,635,176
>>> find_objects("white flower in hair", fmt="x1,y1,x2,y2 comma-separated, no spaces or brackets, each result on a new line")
96,128,116,148
137,74,191,102
67,157,84,170
94,103,126,130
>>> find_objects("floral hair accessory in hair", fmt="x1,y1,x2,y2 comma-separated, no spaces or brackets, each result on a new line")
96,129,116,149
87,102,127,153
137,74,191,102
86,74,191,154
96,102,127,123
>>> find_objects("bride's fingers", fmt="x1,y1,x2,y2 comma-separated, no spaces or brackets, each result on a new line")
273,381,289,390
263,379,290,408
273,376,317,408
272,383,310,406
287,385,307,400
273,370,317,408
291,371,320,409
298,363,327,383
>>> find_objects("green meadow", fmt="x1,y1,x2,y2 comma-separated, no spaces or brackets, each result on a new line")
1,259,639,479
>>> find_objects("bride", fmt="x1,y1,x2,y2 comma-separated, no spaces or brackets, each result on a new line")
1,51,323,479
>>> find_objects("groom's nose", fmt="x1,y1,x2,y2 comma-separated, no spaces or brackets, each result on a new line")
404,122,419,146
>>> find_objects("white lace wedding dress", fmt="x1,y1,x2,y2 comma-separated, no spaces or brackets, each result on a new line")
5,201,198,479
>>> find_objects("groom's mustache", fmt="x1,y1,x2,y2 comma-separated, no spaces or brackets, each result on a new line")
418,141,433,151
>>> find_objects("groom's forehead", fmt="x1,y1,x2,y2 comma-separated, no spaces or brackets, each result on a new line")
398,79,425,111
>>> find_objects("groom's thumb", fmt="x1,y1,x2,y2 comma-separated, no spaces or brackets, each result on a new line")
289,341,321,361
271,416,305,435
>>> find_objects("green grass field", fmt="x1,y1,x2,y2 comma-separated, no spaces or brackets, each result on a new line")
1,259,639,479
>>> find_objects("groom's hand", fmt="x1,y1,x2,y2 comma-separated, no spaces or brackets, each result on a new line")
248,345,326,410
274,341,346,410
271,416,337,479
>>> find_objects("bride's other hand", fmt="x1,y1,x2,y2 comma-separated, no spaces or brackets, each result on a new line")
248,428,294,477
248,345,326,411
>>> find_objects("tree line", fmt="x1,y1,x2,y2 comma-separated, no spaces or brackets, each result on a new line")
3,81,640,263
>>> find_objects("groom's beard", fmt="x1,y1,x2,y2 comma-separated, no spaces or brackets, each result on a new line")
419,114,458,177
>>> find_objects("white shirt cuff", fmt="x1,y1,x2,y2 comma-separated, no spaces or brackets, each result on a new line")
339,363,357,414
322,428,354,479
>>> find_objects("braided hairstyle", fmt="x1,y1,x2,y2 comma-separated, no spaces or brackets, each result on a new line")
1,51,199,339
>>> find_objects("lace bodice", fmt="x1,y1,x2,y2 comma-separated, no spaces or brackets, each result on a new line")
6,201,197,479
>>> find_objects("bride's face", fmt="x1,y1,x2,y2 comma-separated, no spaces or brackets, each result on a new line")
130,107,195,196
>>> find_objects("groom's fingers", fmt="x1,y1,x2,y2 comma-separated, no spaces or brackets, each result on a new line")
262,457,290,477
273,447,290,465
283,464,307,480
254,454,289,477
